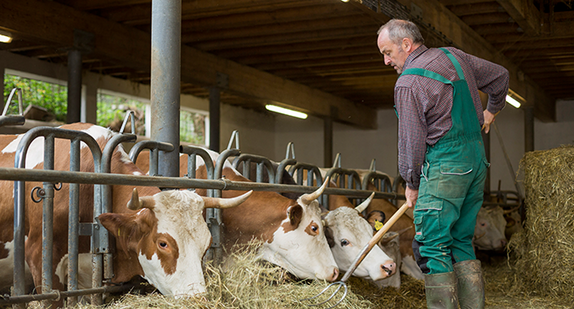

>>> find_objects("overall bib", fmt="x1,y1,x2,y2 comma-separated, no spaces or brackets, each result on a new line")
400,48,489,275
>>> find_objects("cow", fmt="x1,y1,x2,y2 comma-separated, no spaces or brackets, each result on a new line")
230,161,398,282
0,123,252,304
473,205,508,251
134,150,340,282
322,193,397,282
361,192,424,282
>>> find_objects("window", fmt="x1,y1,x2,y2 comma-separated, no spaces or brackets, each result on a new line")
97,89,148,135
180,107,208,146
97,90,208,146
3,70,68,122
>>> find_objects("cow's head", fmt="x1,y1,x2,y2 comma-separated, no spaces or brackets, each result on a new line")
323,193,397,281
99,188,252,297
260,180,339,282
473,206,508,251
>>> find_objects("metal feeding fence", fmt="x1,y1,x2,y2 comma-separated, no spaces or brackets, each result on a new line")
0,110,404,307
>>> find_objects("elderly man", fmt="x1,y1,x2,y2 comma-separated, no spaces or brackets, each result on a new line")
377,19,509,309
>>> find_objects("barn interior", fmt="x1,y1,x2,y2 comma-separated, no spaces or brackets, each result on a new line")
1,0,573,193
1,0,574,307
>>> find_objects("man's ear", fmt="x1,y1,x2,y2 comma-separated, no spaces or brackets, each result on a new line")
402,37,413,52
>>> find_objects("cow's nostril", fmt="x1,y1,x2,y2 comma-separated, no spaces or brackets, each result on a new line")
331,268,339,282
382,261,397,276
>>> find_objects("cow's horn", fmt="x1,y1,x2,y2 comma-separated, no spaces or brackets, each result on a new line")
300,180,328,205
126,188,155,210
503,205,521,215
203,190,253,209
355,192,375,213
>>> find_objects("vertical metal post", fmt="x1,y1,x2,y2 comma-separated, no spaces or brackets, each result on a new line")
524,106,534,152
67,49,82,123
41,134,55,306
67,139,81,306
482,128,491,195
0,64,5,113
151,0,181,178
324,107,335,167
209,86,220,152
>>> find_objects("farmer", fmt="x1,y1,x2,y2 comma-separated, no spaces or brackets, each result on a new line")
377,19,509,308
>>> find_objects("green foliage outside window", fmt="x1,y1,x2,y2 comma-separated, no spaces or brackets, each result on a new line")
97,92,147,135
97,91,207,145
180,109,206,145
3,74,207,146
3,74,67,122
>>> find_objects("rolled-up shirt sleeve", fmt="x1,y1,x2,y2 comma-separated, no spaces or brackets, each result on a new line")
463,52,509,115
396,86,427,190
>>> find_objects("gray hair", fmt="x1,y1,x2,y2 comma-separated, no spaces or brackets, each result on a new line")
377,19,424,45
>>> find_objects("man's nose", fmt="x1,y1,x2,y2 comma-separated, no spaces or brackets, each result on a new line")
384,55,391,65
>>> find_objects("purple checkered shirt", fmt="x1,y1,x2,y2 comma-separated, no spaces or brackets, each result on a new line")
395,45,509,190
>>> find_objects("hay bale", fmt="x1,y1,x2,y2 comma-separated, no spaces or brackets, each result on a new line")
510,145,574,300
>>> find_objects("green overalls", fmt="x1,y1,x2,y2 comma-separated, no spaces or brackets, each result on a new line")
400,48,489,275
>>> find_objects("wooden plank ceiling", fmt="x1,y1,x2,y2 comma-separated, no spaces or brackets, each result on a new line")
0,0,573,128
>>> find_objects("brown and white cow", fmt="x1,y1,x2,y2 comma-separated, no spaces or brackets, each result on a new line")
0,123,251,301
234,161,397,282
135,150,340,281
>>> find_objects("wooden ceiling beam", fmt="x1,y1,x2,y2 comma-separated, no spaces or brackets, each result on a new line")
448,2,503,16
186,15,374,48
219,39,377,60
460,13,512,26
253,54,381,71
58,0,150,11
495,0,542,35
180,3,359,32
0,0,376,129
235,45,380,66
472,23,524,35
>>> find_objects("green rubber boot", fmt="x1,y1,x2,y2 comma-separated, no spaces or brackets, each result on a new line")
424,271,459,309
454,260,485,309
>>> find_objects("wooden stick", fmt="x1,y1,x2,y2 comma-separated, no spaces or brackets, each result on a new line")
340,202,409,282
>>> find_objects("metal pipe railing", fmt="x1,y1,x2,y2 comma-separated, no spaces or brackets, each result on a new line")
1,167,402,200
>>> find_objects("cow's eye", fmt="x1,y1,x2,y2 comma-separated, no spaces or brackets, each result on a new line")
311,225,318,232
340,239,350,247
159,241,168,249
480,223,486,227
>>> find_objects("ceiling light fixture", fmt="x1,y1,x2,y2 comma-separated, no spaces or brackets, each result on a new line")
505,89,524,109
265,104,308,119
0,33,13,43
505,95,521,108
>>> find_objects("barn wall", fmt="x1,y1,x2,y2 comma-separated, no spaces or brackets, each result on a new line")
220,104,276,157
536,99,574,149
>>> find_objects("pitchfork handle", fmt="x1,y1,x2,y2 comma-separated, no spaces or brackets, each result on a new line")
340,202,409,282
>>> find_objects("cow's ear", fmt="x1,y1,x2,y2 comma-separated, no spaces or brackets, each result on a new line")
379,231,399,246
287,205,303,227
366,210,386,231
99,209,155,254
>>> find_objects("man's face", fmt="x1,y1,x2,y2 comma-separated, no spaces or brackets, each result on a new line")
377,29,408,74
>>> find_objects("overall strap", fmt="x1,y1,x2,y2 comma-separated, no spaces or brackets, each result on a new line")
439,48,465,81
401,68,452,86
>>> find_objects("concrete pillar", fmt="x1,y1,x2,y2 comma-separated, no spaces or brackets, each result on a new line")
209,86,220,152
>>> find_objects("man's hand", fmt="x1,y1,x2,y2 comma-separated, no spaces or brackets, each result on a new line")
482,109,499,134
405,186,418,208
